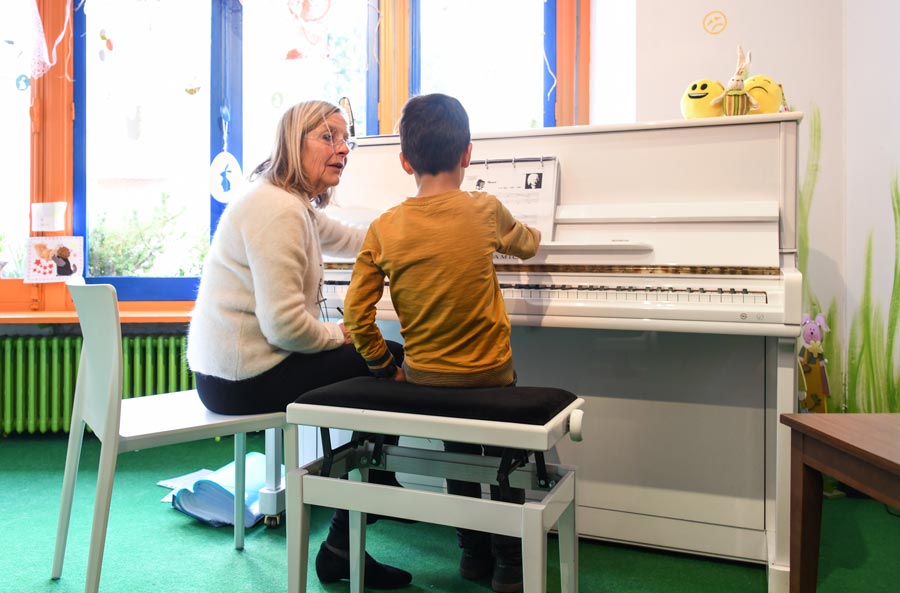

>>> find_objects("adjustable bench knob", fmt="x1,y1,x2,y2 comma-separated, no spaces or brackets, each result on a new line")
568,409,584,442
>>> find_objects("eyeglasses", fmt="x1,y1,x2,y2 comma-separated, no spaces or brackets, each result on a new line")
312,132,357,152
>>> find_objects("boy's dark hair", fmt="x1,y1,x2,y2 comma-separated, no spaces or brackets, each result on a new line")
399,93,471,176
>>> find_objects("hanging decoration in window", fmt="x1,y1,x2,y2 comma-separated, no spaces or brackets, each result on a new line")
1,0,45,89
210,105,244,204
285,0,331,60
209,151,243,204
211,8,242,205
1,0,74,82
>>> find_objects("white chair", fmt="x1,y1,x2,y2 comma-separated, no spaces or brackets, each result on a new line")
52,282,294,593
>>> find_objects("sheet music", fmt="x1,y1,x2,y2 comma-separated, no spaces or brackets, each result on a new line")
463,156,559,238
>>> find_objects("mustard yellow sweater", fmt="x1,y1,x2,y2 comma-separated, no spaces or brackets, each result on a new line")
343,190,540,378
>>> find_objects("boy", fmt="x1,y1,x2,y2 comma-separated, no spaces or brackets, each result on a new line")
342,93,541,593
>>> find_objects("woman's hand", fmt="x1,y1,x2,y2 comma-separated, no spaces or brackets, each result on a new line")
392,366,407,382
339,323,353,345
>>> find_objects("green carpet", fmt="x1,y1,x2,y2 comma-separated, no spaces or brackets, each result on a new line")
2,433,897,593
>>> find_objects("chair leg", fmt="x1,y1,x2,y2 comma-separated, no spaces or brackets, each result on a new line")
557,500,579,593
522,503,547,593
234,432,247,550
287,468,311,593
84,439,120,593
51,422,86,579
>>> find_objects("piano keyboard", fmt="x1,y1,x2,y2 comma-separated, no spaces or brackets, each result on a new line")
321,268,800,337
500,283,768,305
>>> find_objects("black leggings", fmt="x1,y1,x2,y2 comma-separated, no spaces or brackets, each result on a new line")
195,341,404,553
195,342,405,414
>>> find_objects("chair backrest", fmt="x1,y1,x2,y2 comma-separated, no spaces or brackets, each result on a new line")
67,282,124,443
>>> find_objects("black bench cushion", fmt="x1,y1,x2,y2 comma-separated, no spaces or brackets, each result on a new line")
295,376,576,426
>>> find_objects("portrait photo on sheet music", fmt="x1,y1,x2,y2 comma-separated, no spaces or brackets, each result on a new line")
525,172,543,189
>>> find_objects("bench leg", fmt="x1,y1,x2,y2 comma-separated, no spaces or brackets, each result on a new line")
558,500,578,593
284,424,299,472
349,466,369,593
287,469,311,593
523,502,547,593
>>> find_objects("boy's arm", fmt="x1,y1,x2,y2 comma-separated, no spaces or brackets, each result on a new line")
343,230,398,378
494,199,542,259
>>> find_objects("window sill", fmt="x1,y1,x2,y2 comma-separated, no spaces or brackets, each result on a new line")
0,307,193,324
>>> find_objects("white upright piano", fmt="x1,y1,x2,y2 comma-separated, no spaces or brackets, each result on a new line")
322,112,803,593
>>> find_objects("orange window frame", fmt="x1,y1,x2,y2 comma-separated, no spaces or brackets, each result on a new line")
1,0,74,319
556,0,591,126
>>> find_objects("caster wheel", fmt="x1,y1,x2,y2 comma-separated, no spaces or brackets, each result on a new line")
264,514,282,528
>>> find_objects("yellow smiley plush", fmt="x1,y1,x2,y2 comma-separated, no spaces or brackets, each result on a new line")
745,75,784,114
681,79,725,118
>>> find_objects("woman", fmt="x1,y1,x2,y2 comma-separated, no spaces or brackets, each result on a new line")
187,100,410,589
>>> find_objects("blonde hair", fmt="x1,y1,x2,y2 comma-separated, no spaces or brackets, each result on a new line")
251,100,345,208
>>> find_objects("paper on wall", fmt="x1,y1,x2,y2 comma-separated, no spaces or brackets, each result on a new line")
30,202,68,232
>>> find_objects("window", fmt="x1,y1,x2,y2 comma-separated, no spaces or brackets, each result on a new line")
74,0,373,300
0,0,41,279
62,0,584,303
79,0,211,283
242,0,371,169
415,0,549,132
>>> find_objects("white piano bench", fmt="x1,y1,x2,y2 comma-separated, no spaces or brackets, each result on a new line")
284,376,585,593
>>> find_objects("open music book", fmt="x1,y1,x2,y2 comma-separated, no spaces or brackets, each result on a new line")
168,452,281,529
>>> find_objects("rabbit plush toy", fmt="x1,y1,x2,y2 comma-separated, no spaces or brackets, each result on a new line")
710,46,758,116
798,313,830,413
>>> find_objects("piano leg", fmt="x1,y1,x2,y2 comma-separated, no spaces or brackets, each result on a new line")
766,335,798,593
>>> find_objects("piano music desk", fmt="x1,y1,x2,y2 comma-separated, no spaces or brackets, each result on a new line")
779,413,900,593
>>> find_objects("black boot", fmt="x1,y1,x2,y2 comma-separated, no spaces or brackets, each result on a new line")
491,533,523,593
315,541,413,589
491,557,523,593
459,547,493,581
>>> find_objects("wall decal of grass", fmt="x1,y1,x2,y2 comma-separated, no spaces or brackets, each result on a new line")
847,176,900,413
798,107,845,412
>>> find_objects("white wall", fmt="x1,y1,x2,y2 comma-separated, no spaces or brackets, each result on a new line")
634,1,846,322
846,1,900,332
627,0,847,374
589,0,900,410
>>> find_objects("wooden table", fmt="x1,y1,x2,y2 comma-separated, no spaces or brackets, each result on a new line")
780,413,900,593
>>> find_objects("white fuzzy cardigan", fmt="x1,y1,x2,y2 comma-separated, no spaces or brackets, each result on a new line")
187,180,364,380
